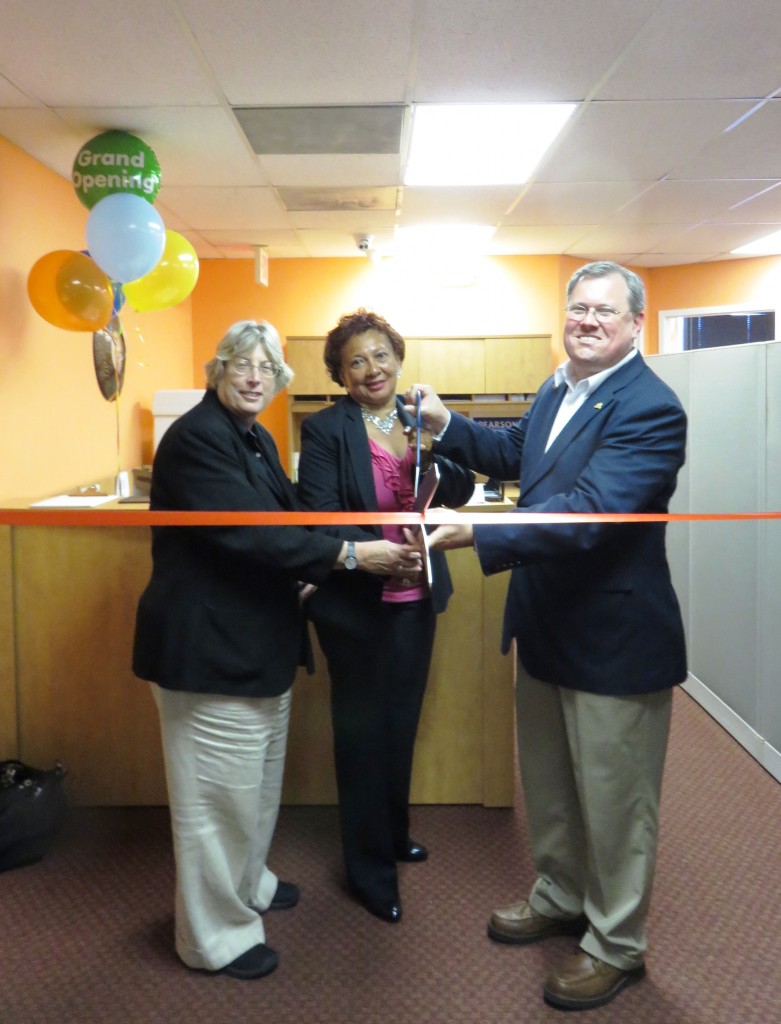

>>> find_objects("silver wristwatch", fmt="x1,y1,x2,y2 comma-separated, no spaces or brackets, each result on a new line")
344,541,358,570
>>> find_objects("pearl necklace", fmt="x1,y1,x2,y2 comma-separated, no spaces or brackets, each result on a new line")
361,405,398,435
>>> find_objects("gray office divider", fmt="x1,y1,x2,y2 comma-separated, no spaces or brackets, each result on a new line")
649,343,781,784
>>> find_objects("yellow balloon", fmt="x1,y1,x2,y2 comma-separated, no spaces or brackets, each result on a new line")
124,231,199,311
28,250,114,331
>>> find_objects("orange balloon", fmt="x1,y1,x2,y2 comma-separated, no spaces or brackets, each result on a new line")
28,250,114,331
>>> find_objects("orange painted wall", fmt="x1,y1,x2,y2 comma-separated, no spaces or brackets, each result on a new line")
0,135,195,502
646,256,781,351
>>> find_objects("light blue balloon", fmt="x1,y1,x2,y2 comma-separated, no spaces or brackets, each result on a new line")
86,193,166,284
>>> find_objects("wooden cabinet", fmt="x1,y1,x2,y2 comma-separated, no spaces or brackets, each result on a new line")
485,335,552,393
285,338,342,395
286,334,551,472
416,338,485,393
3,517,514,807
286,334,551,398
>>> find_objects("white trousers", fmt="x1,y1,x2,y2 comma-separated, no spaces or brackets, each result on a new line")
151,683,291,971
515,664,672,970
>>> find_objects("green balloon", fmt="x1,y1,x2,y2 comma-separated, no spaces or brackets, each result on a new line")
72,130,161,210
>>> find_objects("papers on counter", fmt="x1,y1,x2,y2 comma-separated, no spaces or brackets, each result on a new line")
30,494,117,508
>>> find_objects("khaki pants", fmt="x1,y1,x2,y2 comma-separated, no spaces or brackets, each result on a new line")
516,664,672,969
151,684,291,971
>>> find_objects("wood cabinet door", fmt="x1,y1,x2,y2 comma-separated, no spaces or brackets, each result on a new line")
285,338,342,395
485,336,552,393
417,338,485,393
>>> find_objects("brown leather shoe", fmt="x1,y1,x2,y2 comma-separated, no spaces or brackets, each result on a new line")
487,900,586,945
543,951,645,1010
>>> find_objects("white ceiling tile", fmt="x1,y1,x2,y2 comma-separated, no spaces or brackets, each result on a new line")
199,229,300,248
52,106,266,187
567,224,693,254
257,154,402,188
158,186,290,230
489,225,597,254
616,180,771,224
297,229,395,258
0,0,219,106
400,186,522,225
288,210,397,231
0,76,35,106
630,253,721,267
413,0,654,102
2,0,781,264
713,183,781,223
178,0,415,105
505,182,653,226
534,100,754,183
669,100,781,180
646,223,771,252
597,0,781,100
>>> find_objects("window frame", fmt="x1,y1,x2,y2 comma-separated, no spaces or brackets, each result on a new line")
658,302,777,354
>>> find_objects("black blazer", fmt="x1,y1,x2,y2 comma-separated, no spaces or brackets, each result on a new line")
132,389,342,697
437,354,688,696
296,395,475,638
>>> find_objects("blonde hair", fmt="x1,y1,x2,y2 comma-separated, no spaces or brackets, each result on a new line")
205,320,294,392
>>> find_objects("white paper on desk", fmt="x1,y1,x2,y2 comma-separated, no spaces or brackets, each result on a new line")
30,494,117,508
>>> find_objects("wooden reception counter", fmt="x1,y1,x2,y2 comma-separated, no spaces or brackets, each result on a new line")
0,497,515,807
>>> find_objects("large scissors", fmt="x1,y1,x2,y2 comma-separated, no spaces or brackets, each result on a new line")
413,389,422,499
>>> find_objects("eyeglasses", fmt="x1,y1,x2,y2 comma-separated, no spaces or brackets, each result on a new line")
227,358,280,379
565,305,628,324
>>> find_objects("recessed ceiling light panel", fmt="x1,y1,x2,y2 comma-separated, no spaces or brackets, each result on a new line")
404,103,576,186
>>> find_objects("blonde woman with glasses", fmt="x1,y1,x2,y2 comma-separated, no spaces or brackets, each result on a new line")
133,320,421,981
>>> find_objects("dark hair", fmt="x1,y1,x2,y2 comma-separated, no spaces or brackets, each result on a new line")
323,308,405,385
566,261,646,315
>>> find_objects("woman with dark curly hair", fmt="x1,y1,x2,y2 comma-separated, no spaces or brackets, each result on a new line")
296,309,475,923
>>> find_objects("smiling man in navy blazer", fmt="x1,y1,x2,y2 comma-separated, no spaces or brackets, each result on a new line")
409,262,687,1012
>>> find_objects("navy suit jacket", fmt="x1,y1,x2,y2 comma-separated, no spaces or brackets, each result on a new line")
296,395,475,639
436,353,688,696
133,389,342,697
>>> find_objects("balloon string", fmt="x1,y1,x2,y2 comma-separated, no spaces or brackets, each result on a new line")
112,334,122,483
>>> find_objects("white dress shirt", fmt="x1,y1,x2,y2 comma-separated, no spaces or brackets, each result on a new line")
545,348,638,451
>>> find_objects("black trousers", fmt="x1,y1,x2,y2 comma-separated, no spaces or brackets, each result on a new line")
315,599,436,905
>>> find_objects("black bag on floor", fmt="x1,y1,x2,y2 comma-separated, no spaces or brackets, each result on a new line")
0,759,68,873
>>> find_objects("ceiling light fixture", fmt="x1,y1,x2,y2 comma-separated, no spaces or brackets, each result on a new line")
404,103,577,186
395,224,496,253
731,230,781,256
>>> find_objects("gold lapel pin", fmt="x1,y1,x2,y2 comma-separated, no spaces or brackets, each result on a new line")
594,402,604,410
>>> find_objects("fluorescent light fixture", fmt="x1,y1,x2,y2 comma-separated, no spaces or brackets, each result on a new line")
732,230,781,255
395,223,496,254
404,103,576,186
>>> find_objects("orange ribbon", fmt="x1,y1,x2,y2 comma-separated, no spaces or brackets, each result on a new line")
1,509,780,527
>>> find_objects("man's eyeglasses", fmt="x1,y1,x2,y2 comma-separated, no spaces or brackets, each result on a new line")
565,305,628,324
226,358,280,379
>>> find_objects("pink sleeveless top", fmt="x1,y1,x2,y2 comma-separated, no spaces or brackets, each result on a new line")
368,438,428,603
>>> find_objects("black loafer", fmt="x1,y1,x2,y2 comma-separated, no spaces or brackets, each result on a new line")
396,839,428,863
267,880,300,912
222,943,278,979
364,899,402,923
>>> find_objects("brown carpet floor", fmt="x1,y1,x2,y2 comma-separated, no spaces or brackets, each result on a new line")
1,688,779,1023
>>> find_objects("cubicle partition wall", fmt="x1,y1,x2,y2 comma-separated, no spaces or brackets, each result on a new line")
649,341,781,783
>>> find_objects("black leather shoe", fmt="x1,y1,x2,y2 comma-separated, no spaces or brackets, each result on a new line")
364,899,402,923
222,943,278,979
266,880,300,912
396,839,428,862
